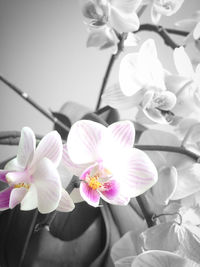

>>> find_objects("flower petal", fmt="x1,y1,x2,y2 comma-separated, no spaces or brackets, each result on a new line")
20,184,38,211
152,166,178,205
108,121,135,148
151,6,162,24
193,21,200,40
173,47,194,78
33,158,62,214
80,182,100,207
31,131,62,169
0,170,9,183
102,84,143,109
0,187,12,210
117,148,158,198
132,250,198,267
109,6,140,33
56,188,75,212
67,120,106,164
9,187,27,209
171,163,200,200
99,179,121,203
62,144,90,177
111,0,142,12
17,127,35,169
115,256,135,267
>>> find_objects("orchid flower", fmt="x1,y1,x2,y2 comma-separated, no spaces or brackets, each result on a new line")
143,0,184,24
139,129,200,205
81,0,142,50
0,127,74,214
114,250,198,267
102,39,177,124
62,120,157,207
167,46,200,118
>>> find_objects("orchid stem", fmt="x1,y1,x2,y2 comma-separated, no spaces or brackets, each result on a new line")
0,75,70,132
136,194,155,227
138,24,181,49
135,144,200,162
95,53,118,111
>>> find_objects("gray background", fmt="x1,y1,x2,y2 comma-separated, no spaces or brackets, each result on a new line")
0,0,199,160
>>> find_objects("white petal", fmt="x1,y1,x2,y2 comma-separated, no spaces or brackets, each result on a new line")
102,84,143,109
33,158,62,214
56,188,75,212
115,256,135,267
31,131,62,169
5,158,24,172
20,184,38,211
119,53,144,96
67,120,106,164
110,0,142,12
171,163,200,200
9,187,27,209
193,22,200,40
124,32,140,47
109,6,140,33
117,148,158,198
175,18,197,31
173,47,194,78
132,250,198,267
62,144,90,177
151,6,162,24
152,166,178,205
17,127,35,169
108,121,135,148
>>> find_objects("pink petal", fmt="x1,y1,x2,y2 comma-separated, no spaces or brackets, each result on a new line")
20,184,38,211
108,121,135,149
102,84,143,110
9,187,27,209
56,188,75,212
62,144,90,177
17,127,35,169
0,170,9,183
119,148,158,198
67,120,106,164
0,187,13,210
33,158,62,214
80,182,100,207
31,131,62,169
99,179,120,202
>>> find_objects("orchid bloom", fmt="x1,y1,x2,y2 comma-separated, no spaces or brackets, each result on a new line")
102,39,176,124
82,0,142,50
138,129,200,205
62,120,157,207
168,46,200,117
0,127,74,214
144,0,184,24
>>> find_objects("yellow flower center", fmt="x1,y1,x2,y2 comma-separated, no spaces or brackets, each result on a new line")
14,183,30,190
88,176,102,190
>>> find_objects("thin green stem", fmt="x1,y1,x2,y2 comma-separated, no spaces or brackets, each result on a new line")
0,75,70,132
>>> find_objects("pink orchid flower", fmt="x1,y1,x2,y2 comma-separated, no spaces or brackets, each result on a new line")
62,120,157,207
0,127,74,214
